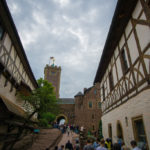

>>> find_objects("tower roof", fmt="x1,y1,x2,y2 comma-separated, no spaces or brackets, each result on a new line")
74,92,83,97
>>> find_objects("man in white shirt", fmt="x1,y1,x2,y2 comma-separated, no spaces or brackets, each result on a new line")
130,140,141,150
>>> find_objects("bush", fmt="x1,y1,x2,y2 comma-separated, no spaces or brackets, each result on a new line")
39,118,49,127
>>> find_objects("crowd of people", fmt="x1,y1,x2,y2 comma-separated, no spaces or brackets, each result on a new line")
54,140,80,150
52,123,142,150
52,138,142,150
82,138,142,150
53,123,80,134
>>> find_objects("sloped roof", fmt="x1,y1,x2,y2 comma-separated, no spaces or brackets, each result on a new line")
74,92,83,97
0,0,38,88
58,98,75,104
94,0,138,84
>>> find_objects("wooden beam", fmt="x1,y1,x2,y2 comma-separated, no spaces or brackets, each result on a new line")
132,18,150,26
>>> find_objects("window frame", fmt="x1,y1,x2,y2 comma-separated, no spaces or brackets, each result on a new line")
109,71,114,91
88,101,93,109
120,48,129,74
132,115,148,150
98,101,101,109
102,85,105,101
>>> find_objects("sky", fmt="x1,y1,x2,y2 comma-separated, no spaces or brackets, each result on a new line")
6,0,117,98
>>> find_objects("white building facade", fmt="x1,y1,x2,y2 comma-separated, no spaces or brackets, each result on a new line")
0,0,38,117
94,0,150,149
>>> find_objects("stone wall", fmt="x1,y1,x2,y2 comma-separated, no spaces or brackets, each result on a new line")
59,104,75,124
75,83,102,136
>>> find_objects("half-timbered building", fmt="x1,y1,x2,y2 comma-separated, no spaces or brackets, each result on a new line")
94,0,150,149
0,1,38,149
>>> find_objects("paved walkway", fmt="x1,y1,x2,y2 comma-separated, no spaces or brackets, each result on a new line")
58,131,79,149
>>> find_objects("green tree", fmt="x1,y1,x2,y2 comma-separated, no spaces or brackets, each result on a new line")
22,78,59,121
98,120,103,139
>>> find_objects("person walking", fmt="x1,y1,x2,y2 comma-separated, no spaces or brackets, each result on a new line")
105,138,113,150
130,140,141,150
93,138,100,149
96,139,107,150
74,140,80,150
54,146,58,150
67,126,70,136
113,143,121,150
83,139,94,150
65,140,73,150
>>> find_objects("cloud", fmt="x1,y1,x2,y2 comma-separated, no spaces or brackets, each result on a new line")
6,0,117,98
53,0,70,7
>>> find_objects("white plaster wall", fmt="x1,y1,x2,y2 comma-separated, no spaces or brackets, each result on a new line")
125,21,132,38
114,47,119,59
3,34,11,51
132,0,142,19
106,77,110,94
124,47,130,68
2,32,35,90
119,35,125,50
102,89,150,148
15,56,20,68
0,47,5,64
10,46,15,61
116,57,123,80
136,24,150,51
112,65,117,86
127,32,139,64
144,48,150,74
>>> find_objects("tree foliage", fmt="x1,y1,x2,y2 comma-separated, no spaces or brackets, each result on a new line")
98,120,103,139
22,78,59,121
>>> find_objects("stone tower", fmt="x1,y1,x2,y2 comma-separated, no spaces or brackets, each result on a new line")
44,63,61,98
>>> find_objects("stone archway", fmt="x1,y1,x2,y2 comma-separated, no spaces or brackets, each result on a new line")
55,114,68,124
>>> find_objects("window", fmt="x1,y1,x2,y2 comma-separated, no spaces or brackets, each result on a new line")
94,89,97,95
102,85,105,101
92,114,94,119
51,71,56,74
120,49,128,73
93,125,95,131
132,116,148,150
109,71,114,91
98,102,101,109
88,101,92,108
0,23,4,40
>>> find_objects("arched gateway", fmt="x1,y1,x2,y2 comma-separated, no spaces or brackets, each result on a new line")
56,114,68,124
57,98,75,124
